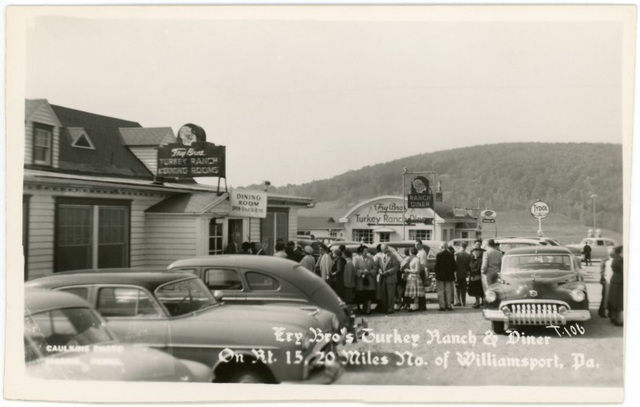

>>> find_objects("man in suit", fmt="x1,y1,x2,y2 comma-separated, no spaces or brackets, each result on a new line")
434,242,457,311
379,244,399,314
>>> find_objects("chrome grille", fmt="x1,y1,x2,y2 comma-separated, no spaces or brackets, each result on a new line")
507,303,567,325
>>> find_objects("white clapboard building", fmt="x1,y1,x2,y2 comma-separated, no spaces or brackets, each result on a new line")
23,99,312,279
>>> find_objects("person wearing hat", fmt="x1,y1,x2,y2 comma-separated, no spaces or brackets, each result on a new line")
434,242,457,311
481,238,503,291
468,247,485,308
300,246,316,272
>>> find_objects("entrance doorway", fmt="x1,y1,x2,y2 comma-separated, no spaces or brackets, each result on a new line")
227,219,243,254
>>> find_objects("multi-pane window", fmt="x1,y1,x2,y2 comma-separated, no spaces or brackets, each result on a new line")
33,124,53,165
55,199,129,272
208,219,224,255
409,230,432,241
352,229,373,244
378,232,391,243
329,231,338,238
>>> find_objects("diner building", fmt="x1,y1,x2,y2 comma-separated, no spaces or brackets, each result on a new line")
23,99,312,280
338,195,478,244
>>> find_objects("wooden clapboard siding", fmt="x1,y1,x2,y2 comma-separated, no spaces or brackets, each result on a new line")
145,216,198,267
23,186,171,275
129,195,169,267
129,147,158,174
25,194,55,277
249,217,260,242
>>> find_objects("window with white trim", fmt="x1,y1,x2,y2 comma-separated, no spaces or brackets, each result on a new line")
409,230,432,241
55,199,129,272
33,123,53,165
352,229,373,244
208,219,224,255
378,232,390,243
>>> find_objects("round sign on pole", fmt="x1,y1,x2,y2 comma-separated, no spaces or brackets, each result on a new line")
480,209,497,219
530,200,550,219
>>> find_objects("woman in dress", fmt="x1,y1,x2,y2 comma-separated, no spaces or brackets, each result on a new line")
468,248,485,308
354,246,376,314
343,249,357,306
403,248,425,311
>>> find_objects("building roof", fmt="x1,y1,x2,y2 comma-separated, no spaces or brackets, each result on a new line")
298,216,342,230
338,195,476,224
24,168,220,194
146,193,229,214
120,127,176,146
50,104,154,179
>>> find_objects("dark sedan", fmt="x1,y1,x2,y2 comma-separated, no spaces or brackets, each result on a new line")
167,255,365,338
483,246,590,334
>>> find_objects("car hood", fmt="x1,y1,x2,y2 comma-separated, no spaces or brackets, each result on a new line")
26,344,205,382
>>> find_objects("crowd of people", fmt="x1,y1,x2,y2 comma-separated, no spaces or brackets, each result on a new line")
224,236,624,325
266,238,500,315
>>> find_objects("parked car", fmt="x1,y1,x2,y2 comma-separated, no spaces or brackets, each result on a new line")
567,237,617,261
483,246,590,334
490,237,583,262
26,271,344,384
167,255,366,338
24,288,213,382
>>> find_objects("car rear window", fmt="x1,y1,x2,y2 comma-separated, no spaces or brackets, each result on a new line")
204,268,243,290
97,287,160,318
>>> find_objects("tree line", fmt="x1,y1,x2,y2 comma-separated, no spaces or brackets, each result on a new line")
258,143,623,232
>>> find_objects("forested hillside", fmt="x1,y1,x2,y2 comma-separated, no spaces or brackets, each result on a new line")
259,143,624,232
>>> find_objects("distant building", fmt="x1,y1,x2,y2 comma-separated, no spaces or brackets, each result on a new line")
23,99,312,279
338,195,477,244
297,216,345,240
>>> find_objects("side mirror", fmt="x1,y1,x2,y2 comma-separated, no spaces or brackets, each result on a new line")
212,290,224,303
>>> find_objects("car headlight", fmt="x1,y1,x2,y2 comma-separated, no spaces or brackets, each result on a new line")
570,290,586,302
331,314,340,331
485,290,497,303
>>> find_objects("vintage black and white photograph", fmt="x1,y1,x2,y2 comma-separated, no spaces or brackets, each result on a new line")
4,2,637,405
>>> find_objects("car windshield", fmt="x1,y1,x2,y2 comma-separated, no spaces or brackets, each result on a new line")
503,255,573,272
24,307,114,360
155,277,217,317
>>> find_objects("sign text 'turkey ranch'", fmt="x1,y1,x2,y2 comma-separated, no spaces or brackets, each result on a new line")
157,143,226,178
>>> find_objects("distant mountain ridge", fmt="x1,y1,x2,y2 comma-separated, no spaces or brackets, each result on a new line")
249,142,623,232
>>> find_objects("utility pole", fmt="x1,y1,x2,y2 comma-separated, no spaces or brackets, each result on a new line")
590,194,597,230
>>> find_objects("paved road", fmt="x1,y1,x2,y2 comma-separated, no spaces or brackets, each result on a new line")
334,265,623,387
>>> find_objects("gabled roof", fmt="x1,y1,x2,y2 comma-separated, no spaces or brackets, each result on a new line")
120,127,176,146
50,104,154,179
25,99,62,127
298,216,342,230
146,193,229,214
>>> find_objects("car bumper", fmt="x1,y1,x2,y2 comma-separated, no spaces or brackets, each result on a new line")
483,309,591,325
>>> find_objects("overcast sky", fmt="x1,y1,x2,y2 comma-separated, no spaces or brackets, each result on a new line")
23,6,627,187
